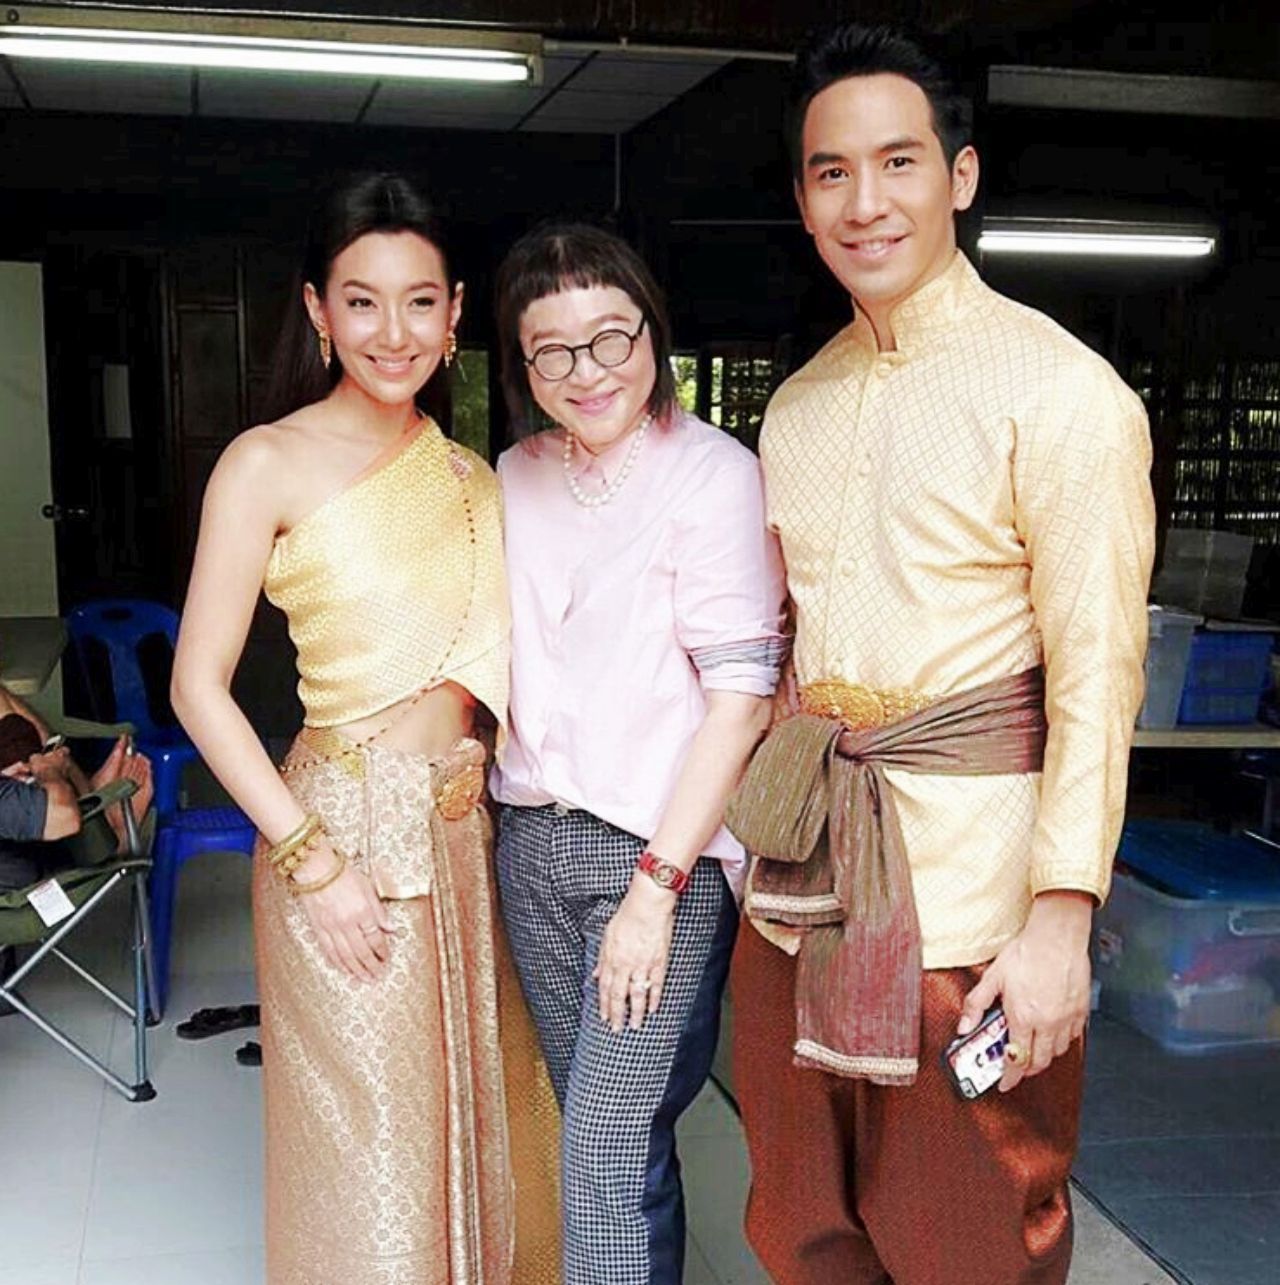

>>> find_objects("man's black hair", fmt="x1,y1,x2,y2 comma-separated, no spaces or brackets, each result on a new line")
788,24,973,175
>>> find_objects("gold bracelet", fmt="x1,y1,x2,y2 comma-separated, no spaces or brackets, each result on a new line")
267,815,321,865
275,827,337,885
289,847,348,896
264,813,321,867
275,837,318,880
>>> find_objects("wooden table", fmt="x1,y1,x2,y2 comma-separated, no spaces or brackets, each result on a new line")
1134,723,1280,836
0,615,67,696
1133,725,1280,749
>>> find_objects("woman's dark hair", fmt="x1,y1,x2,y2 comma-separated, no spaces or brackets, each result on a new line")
494,222,677,439
788,24,973,175
265,172,455,424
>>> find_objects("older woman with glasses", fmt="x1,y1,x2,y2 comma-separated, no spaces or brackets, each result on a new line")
490,222,788,1285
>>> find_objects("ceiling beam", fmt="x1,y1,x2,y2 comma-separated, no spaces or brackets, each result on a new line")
989,65,1280,120
42,0,1095,53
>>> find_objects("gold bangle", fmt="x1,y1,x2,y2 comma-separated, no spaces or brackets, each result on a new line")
271,812,318,853
289,847,348,896
264,814,321,867
275,845,311,879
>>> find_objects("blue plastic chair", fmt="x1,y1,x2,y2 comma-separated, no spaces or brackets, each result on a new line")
64,599,196,815
149,806,258,1017
64,599,258,1017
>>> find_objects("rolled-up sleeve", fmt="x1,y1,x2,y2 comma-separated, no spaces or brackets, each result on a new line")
0,776,49,842
673,449,791,697
1014,363,1155,903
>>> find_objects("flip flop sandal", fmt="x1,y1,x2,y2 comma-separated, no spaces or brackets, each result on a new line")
235,1040,262,1067
176,1003,260,1040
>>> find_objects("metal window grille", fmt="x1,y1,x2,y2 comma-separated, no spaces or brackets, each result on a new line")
699,340,791,453
1133,356,1280,545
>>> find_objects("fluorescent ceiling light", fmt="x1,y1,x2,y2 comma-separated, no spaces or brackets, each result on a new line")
979,219,1215,259
0,7,538,84
0,35,531,82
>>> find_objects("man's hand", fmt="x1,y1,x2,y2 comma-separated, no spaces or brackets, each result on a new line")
25,746,74,785
957,890,1094,1092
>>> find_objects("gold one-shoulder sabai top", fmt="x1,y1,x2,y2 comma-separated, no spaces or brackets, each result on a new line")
263,419,509,733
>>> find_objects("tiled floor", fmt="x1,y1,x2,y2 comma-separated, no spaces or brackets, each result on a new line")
1076,1014,1280,1285
2,851,1178,1284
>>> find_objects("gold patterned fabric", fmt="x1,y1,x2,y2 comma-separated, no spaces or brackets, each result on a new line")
263,421,510,734
798,679,933,731
760,251,1155,969
254,735,561,1285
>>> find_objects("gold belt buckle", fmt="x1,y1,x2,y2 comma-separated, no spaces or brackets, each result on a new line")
435,762,485,821
800,681,887,731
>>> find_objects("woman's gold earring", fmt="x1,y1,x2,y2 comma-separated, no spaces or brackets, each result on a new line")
317,329,332,370
443,330,458,369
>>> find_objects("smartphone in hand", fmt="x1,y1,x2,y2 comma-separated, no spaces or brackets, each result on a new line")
941,1006,1009,1100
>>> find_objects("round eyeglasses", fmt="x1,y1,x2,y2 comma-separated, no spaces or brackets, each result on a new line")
524,316,647,382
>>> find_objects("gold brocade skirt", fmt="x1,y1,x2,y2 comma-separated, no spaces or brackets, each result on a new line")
253,733,561,1285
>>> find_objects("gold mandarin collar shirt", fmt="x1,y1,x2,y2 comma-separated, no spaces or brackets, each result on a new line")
761,251,1154,968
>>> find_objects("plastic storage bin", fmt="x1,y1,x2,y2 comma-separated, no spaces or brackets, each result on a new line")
1153,528,1254,619
1138,606,1201,728
1177,629,1275,725
1094,820,1280,1053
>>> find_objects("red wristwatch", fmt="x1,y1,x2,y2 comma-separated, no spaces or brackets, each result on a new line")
637,849,691,895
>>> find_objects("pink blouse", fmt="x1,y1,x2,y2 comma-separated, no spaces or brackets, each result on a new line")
491,412,788,885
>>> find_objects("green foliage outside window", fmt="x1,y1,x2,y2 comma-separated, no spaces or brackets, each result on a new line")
450,348,490,459
672,353,698,414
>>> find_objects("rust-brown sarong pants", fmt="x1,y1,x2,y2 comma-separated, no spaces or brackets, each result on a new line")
731,924,1084,1285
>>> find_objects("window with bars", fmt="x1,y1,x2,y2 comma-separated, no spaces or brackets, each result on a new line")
699,341,790,453
1134,356,1280,545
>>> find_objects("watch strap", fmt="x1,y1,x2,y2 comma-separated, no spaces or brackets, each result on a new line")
637,849,691,895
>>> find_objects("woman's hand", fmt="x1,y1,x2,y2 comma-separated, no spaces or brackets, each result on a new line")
292,839,395,982
594,874,677,1033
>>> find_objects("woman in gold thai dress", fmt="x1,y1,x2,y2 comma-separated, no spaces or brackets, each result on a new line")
171,173,558,1285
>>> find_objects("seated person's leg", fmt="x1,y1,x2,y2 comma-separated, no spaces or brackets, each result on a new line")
89,739,154,849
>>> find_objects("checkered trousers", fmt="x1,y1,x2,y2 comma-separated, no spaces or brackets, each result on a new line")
496,803,737,1285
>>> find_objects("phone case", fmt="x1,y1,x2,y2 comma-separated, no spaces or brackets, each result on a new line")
940,1006,1009,1100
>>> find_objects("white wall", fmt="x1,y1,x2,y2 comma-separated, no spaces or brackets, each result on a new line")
0,260,58,618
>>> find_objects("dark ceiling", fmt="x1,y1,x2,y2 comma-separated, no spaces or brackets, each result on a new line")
24,1,1280,76
20,1,1091,49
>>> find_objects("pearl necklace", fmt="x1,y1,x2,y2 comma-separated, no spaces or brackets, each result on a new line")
561,415,651,509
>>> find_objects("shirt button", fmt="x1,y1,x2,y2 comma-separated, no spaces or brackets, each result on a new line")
553,802,571,817
839,557,858,577
874,360,894,379
858,455,873,477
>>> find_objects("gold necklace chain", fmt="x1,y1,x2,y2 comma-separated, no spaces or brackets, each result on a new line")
280,440,480,776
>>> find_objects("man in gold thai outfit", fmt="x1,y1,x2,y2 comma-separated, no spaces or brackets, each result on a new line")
731,25,1155,1285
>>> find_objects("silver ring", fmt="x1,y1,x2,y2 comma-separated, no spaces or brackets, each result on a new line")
630,977,653,992
359,924,380,935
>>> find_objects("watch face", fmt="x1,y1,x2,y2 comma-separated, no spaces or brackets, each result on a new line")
653,864,677,888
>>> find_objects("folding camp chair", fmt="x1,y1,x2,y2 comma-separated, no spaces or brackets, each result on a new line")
0,778,158,1102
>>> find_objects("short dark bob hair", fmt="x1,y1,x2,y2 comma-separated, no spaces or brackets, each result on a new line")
265,172,456,425
494,222,677,439
788,23,973,175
